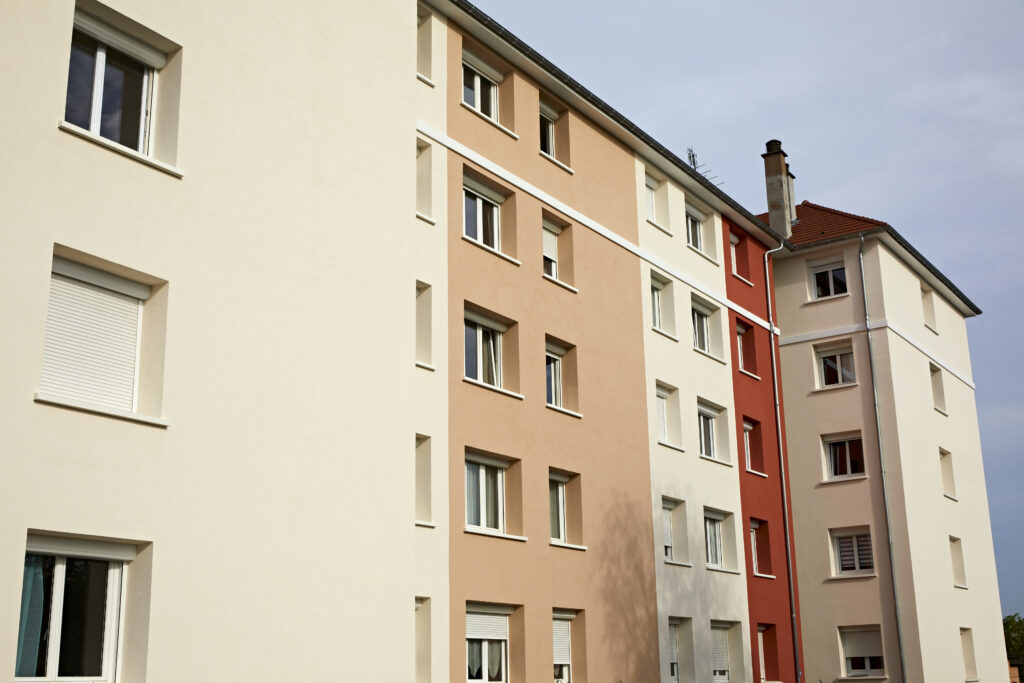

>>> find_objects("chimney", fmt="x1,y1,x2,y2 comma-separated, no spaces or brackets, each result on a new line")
762,139,796,239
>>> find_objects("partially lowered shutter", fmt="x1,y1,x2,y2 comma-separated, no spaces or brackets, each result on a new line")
662,507,673,551
711,627,730,682
40,273,141,411
843,629,881,659
668,623,679,662
543,227,558,260
466,612,508,640
552,619,571,665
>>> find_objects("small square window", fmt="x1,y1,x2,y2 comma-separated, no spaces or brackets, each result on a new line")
832,530,873,575
811,262,848,299
818,347,855,386
826,437,864,479
462,63,497,120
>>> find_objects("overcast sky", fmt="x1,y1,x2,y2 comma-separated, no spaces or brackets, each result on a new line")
469,0,1024,615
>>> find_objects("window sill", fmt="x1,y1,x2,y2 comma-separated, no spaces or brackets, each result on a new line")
934,406,949,417
459,102,519,139
687,243,720,266
812,382,859,394
550,540,587,551
706,566,742,575
699,455,733,468
416,72,436,88
415,211,437,225
465,527,527,542
738,368,761,381
539,151,575,175
803,292,851,306
462,377,525,400
416,361,436,372
546,403,583,419
58,121,183,178
944,493,959,502
925,323,939,336
827,573,877,581
415,520,436,528
732,272,756,288
819,475,868,486
954,583,969,590
753,572,776,579
694,347,728,365
657,440,686,454
461,234,522,266
646,218,672,236
542,273,578,293
652,326,679,342
34,392,168,428
837,677,887,681
746,468,769,479
665,559,693,568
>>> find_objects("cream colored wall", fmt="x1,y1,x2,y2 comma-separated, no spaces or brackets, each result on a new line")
0,1,418,681
414,7,450,683
636,157,752,683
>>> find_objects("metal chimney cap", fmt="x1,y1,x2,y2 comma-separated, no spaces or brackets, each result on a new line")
765,139,784,154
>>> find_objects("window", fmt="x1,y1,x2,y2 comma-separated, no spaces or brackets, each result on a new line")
415,597,431,683
667,618,694,683
960,628,978,682
826,437,865,479
416,7,432,79
730,232,751,281
466,609,508,683
542,220,562,279
656,382,681,447
736,323,757,374
546,346,563,407
550,476,567,542
750,519,772,576
465,454,506,532
705,513,724,569
539,101,558,157
645,174,660,223
65,12,168,154
832,530,873,574
416,435,432,523
416,282,432,366
710,623,732,683
668,622,680,682
697,403,719,460
651,272,674,335
552,616,572,683
930,363,946,413
545,336,577,412
662,499,676,561
950,536,967,587
39,255,165,417
416,139,433,219
811,262,848,299
15,535,136,680
692,308,710,353
922,286,937,332
743,420,764,473
818,347,855,386
463,177,504,251
840,627,884,677
691,296,722,357
686,212,704,251
940,448,957,499
756,625,779,683
464,311,506,388
462,54,498,121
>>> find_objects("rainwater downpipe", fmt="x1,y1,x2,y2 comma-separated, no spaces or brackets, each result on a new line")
763,242,802,683
858,234,908,683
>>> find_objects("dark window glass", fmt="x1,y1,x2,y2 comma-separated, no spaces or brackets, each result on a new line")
464,191,478,240
849,438,865,474
481,202,497,248
540,116,553,154
65,31,97,129
462,66,475,106
832,267,848,295
100,47,145,150
479,79,494,118
868,656,884,669
814,270,831,298
849,656,866,670
15,554,56,677
546,356,556,404
822,355,840,385
464,321,477,379
58,558,109,677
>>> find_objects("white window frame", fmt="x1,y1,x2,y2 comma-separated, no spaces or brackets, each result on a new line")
656,383,673,444
465,454,507,533
539,101,558,157
749,520,761,575
464,312,505,388
743,421,755,472
729,233,740,275
550,474,568,543
462,52,500,121
662,501,675,561
818,348,855,387
826,437,865,479
466,609,509,683
704,513,724,569
463,178,504,251
16,535,136,682
542,220,561,279
810,262,848,299
840,627,885,677
736,324,748,371
833,532,873,575
645,174,659,222
545,341,566,408
686,211,704,251
652,280,664,331
698,404,718,459
692,307,711,353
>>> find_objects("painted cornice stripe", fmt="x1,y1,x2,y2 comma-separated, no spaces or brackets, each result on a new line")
417,121,780,335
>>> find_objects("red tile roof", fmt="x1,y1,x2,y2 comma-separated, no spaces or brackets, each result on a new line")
755,201,889,246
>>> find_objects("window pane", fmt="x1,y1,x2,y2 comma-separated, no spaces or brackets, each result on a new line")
482,202,497,248
822,355,840,385
467,639,483,680
57,558,109,677
832,267,848,295
814,270,831,298
484,466,500,529
65,31,97,130
462,66,475,106
546,356,557,405
15,554,55,677
100,47,145,150
479,79,494,118
465,322,478,380
550,480,560,539
464,192,478,240
481,328,497,386
646,186,656,220
701,415,715,457
657,396,668,442
849,439,864,474
651,287,661,328
487,640,503,681
466,462,481,526
540,117,552,154
544,255,557,278
830,442,848,476
837,537,856,571
840,352,855,383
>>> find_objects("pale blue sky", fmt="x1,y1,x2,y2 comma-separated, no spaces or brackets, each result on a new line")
469,0,1024,615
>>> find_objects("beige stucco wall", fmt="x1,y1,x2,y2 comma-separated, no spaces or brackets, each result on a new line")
0,1,419,680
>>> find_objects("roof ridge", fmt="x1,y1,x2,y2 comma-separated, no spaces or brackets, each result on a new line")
799,201,888,227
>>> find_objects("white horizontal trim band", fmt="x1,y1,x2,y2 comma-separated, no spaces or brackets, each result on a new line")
416,120,778,334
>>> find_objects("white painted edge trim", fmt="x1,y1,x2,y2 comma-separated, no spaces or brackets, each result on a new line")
694,347,728,366
646,218,673,236
415,361,436,372
58,121,183,178
460,235,522,266
826,573,877,581
656,440,686,454
27,534,137,561
732,272,756,288
459,102,519,139
881,320,975,389
818,475,868,486
651,327,679,342
539,151,575,175
415,211,437,225
779,322,867,346
738,368,762,381
546,404,583,419
465,527,527,542
414,520,436,528
934,406,949,416
811,383,860,394
665,559,693,568
944,493,959,502
542,274,578,293
550,541,588,551
801,292,851,306
417,121,780,333
415,72,436,88
34,392,168,428
746,469,769,479
699,455,733,468
753,572,777,579
954,583,969,590
706,566,742,575
462,377,525,400
687,243,720,267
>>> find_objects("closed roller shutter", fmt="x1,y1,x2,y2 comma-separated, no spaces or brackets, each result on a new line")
662,507,673,551
466,612,508,640
842,629,881,659
711,626,730,682
40,273,141,411
669,623,679,662
543,228,558,260
552,619,571,665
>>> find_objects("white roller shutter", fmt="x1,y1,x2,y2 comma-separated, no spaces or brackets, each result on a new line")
552,619,571,665
543,227,558,260
711,627,730,682
466,612,508,640
842,629,881,658
668,623,679,662
662,507,674,551
40,273,141,411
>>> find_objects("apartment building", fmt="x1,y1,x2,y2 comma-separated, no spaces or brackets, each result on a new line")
763,141,1007,682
